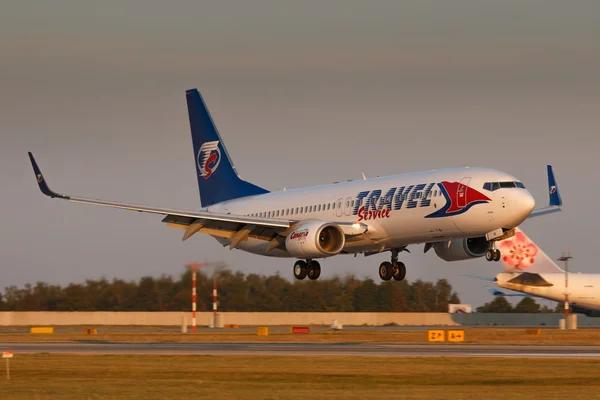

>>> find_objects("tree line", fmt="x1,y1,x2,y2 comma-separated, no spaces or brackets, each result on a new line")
0,269,462,312
476,296,560,313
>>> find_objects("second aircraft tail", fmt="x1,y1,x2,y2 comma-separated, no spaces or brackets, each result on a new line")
497,228,564,273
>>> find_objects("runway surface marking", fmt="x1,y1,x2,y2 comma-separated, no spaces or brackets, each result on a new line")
2,342,600,358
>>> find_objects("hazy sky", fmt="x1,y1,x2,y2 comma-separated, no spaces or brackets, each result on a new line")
1,1,599,307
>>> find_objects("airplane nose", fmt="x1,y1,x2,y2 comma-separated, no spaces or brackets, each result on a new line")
513,190,535,223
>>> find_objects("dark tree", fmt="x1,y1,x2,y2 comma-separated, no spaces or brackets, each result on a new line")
513,297,541,313
476,296,513,313
0,268,468,313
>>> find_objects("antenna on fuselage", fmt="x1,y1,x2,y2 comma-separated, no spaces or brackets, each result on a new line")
361,172,366,180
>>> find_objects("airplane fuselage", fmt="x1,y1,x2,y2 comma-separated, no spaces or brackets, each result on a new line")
206,167,535,257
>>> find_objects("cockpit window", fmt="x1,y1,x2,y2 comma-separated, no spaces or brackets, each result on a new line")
500,182,516,188
483,181,525,191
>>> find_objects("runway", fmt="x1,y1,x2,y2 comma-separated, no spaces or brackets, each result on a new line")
3,342,600,358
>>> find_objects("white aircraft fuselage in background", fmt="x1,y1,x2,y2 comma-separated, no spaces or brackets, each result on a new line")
28,88,562,282
484,229,599,316
497,273,600,312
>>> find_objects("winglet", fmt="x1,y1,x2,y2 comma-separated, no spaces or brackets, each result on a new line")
27,152,69,199
547,165,562,207
526,165,562,219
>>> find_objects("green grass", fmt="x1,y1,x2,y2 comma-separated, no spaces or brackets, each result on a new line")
2,355,600,399
2,327,600,345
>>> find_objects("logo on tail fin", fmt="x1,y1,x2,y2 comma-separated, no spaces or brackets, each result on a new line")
499,231,538,270
197,141,221,179
550,185,557,195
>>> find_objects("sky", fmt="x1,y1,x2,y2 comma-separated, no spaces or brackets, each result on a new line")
1,0,599,307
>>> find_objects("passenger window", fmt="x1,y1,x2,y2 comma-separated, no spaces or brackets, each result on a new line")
327,203,331,210
318,204,321,212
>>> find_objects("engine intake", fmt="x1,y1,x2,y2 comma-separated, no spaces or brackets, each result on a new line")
285,221,345,259
433,236,489,262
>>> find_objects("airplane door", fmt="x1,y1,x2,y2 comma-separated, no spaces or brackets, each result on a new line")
344,197,353,216
457,177,471,208
336,198,343,217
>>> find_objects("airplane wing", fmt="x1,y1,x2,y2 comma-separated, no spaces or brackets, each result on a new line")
459,274,496,282
527,165,562,219
28,153,367,249
485,286,529,297
28,152,293,244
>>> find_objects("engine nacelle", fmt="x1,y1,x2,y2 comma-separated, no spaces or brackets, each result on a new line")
285,221,345,259
433,237,489,262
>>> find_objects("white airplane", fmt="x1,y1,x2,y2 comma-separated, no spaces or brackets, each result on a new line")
491,228,600,316
28,89,563,282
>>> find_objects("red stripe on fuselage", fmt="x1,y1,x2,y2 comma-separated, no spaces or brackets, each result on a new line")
441,181,490,213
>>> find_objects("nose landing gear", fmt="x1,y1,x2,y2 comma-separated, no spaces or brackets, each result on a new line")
485,248,501,262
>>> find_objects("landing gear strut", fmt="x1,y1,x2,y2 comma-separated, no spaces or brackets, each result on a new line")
379,249,407,281
293,260,321,280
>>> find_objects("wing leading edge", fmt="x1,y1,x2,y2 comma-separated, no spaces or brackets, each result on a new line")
28,152,369,248
28,152,290,243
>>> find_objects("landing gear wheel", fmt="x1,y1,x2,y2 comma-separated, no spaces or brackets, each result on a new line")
293,260,308,280
485,249,494,262
307,260,321,280
392,262,406,281
379,261,393,281
493,249,501,262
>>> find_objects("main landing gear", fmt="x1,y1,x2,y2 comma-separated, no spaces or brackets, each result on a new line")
378,248,406,282
293,260,321,280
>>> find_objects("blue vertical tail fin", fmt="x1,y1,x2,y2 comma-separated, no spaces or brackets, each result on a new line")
186,89,269,207
547,165,562,207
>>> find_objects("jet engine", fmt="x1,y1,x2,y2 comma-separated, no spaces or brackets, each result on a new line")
285,221,345,259
433,237,490,262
